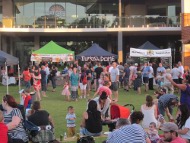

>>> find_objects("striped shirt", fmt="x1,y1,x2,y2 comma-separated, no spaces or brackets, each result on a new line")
66,113,76,127
3,108,28,142
158,94,178,108
106,124,147,143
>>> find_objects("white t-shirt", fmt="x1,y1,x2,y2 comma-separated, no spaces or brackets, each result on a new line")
171,68,180,79
178,66,184,79
180,117,190,139
149,66,154,78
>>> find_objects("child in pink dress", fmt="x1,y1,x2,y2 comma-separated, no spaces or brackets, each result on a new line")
62,81,71,101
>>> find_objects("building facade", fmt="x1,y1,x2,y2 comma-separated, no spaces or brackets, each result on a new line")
0,0,189,68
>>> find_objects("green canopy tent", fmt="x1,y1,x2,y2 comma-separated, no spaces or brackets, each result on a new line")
31,41,74,62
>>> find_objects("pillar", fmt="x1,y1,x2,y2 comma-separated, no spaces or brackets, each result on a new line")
1,36,7,52
34,36,40,50
118,31,123,63
2,0,14,28
107,42,112,52
118,0,122,27
181,0,190,69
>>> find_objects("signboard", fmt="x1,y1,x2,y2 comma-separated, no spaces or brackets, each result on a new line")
130,48,171,57
81,56,115,62
31,54,74,62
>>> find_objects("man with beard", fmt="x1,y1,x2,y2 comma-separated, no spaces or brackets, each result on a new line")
159,122,185,143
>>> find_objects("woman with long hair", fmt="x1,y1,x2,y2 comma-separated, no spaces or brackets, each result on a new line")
33,67,41,101
141,95,157,129
177,104,190,142
2,94,28,143
80,100,102,136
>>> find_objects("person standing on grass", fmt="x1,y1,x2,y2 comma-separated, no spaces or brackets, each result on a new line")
86,65,92,97
66,106,76,137
33,67,42,101
22,66,31,89
117,62,124,88
178,61,184,84
142,62,150,92
70,67,79,101
40,66,47,97
148,63,154,90
123,63,130,91
45,63,50,87
109,62,119,102
79,68,87,99
50,65,57,92
95,62,103,90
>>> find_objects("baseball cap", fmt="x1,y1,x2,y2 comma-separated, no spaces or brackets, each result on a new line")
160,122,178,132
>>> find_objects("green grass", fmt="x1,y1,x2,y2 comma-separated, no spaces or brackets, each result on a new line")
0,85,167,142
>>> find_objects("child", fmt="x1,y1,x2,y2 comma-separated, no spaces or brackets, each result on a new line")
20,89,32,108
0,111,8,143
147,122,160,143
98,74,104,88
62,81,71,101
66,106,76,137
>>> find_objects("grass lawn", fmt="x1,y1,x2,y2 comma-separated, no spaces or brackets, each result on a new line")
0,84,174,143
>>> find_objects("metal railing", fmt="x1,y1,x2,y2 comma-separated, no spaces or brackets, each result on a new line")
0,15,181,28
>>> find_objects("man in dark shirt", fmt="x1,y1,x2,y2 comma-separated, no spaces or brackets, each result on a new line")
123,64,130,91
86,65,92,96
40,66,47,97
95,62,103,90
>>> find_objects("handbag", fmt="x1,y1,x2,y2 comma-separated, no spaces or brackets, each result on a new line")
77,136,95,143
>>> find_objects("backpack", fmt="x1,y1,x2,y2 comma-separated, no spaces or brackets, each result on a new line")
82,74,87,85
77,136,95,143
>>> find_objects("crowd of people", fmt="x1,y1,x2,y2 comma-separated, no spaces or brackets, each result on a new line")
1,59,190,143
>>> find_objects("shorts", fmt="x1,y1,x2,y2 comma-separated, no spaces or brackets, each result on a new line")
110,82,118,91
173,79,179,84
79,83,87,90
143,77,149,84
124,77,129,86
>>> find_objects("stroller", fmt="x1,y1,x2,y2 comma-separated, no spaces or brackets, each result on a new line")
103,104,135,131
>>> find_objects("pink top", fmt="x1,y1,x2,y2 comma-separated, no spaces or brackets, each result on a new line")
170,137,186,143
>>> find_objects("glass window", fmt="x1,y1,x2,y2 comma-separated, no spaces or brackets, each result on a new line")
34,2,45,28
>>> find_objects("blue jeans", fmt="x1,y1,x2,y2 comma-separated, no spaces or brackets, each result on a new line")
158,102,173,116
24,81,31,89
51,76,56,89
80,128,101,137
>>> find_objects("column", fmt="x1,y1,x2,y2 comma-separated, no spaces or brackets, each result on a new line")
181,0,190,69
107,42,112,52
1,36,7,52
118,0,122,27
34,36,40,50
2,0,14,28
118,31,123,63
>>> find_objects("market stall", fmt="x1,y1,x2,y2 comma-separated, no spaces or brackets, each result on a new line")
76,43,117,61
130,41,172,67
0,50,20,94
31,41,74,62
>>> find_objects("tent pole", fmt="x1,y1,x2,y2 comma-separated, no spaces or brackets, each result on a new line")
5,62,8,94
18,63,21,102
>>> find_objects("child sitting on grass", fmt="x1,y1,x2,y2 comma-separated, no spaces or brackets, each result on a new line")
147,122,160,143
66,106,76,137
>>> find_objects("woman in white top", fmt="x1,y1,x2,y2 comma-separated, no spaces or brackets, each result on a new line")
141,95,157,129
177,104,190,142
93,91,111,119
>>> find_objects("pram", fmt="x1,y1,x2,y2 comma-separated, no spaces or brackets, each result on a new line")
102,104,135,131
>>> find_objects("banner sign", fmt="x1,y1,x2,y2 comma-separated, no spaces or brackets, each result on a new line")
130,48,171,57
81,56,115,62
31,54,74,62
